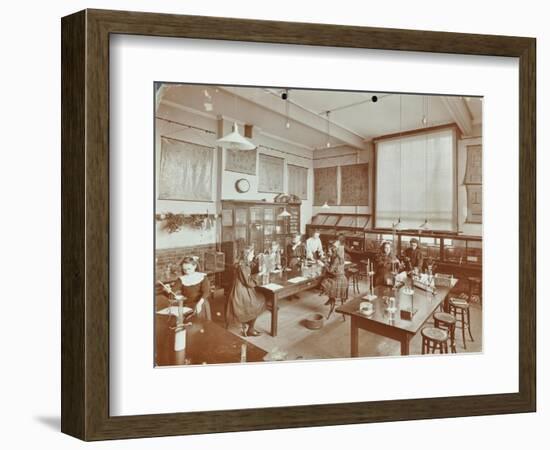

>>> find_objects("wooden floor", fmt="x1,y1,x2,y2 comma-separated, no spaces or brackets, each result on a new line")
210,278,483,362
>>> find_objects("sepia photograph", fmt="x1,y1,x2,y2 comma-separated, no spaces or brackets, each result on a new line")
154,83,483,366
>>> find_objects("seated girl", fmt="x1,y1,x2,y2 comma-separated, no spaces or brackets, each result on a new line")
170,256,212,321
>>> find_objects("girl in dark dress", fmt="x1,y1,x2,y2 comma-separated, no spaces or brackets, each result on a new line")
171,257,212,320
375,241,402,287
402,237,424,274
286,233,306,269
320,237,349,319
226,245,266,337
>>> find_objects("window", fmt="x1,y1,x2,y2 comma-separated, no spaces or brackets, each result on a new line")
375,128,455,231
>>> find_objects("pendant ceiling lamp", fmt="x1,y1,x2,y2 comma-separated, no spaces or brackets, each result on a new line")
419,219,430,231
393,217,402,231
216,90,256,151
216,122,256,150
284,89,291,129
278,207,291,217
321,201,330,209
419,96,431,231
394,94,403,230
325,111,332,148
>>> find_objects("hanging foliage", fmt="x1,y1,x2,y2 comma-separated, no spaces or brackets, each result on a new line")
155,213,217,233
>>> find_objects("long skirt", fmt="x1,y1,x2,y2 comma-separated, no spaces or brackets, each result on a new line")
320,274,348,299
226,282,265,324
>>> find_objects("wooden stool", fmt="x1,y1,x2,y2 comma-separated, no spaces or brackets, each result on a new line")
449,297,474,349
347,268,360,295
421,327,449,354
468,276,482,306
326,296,347,321
433,312,457,353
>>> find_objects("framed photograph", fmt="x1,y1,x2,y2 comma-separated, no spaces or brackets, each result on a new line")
61,9,536,441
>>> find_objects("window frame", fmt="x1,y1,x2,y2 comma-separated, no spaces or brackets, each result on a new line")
372,123,459,232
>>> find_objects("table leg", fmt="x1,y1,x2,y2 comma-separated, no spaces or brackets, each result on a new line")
400,334,411,356
351,316,359,357
270,295,278,337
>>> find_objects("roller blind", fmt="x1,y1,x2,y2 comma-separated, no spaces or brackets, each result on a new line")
375,129,455,231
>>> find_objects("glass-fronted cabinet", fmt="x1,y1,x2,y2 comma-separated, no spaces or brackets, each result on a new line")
221,200,301,289
306,213,371,252
364,229,480,272
307,213,481,274
442,236,482,267
221,200,301,263
364,231,396,254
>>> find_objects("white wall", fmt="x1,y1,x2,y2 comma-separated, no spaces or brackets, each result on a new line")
155,100,314,247
155,105,219,248
157,92,477,239
219,119,314,233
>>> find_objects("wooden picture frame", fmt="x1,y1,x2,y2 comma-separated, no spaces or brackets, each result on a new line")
61,9,536,441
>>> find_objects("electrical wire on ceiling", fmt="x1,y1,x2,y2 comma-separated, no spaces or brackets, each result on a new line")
325,93,392,114
156,115,312,161
262,88,367,142
156,116,217,149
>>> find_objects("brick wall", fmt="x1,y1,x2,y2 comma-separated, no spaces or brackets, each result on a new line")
155,243,217,281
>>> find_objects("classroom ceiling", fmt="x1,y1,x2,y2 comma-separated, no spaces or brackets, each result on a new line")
159,84,482,151
286,88,482,137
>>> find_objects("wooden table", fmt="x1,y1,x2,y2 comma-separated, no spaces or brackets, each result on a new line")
336,284,452,356
255,265,324,337
155,314,267,366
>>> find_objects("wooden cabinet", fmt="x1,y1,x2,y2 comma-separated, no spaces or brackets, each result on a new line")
307,213,482,276
306,213,371,253
364,230,482,273
221,200,301,270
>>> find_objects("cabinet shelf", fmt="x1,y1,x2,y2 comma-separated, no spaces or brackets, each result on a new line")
307,214,482,273
221,200,301,265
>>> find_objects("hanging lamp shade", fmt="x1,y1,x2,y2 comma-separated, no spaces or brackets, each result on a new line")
418,219,430,231
216,122,256,150
278,207,291,218
321,201,330,209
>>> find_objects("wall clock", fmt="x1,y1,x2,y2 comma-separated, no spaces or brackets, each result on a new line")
235,178,250,193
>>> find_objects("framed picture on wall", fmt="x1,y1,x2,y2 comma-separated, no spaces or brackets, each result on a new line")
158,137,214,201
258,153,285,193
62,9,535,441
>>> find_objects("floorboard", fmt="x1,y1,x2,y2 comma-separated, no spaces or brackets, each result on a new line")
211,278,482,362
